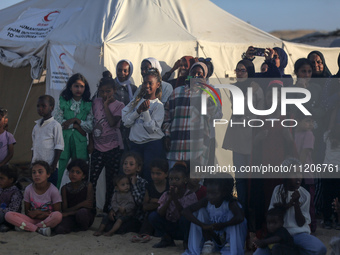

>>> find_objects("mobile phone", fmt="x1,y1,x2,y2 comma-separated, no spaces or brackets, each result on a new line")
253,47,265,57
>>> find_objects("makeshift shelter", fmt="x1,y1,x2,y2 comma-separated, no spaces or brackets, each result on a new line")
0,0,339,165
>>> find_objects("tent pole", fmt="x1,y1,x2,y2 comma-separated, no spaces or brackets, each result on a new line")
13,79,34,136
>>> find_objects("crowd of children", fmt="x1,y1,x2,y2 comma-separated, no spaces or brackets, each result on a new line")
1,49,340,254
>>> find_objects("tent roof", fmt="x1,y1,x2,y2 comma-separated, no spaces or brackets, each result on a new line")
0,0,282,55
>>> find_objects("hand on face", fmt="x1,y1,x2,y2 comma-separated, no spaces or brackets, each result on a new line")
169,185,178,199
104,94,115,106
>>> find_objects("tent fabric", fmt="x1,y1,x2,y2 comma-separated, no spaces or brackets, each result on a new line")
0,0,339,166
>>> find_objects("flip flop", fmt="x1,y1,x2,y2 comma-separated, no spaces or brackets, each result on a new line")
131,235,143,243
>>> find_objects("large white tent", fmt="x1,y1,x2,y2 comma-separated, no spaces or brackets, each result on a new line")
0,0,339,165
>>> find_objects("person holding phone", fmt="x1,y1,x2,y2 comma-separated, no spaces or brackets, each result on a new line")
243,46,293,87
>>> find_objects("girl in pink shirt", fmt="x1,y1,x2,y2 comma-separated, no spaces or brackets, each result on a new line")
88,74,125,213
5,161,62,236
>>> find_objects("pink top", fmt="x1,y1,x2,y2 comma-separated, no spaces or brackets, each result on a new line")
92,98,125,152
158,189,197,222
24,183,62,212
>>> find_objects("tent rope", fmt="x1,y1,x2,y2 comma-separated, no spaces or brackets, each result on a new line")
13,79,34,136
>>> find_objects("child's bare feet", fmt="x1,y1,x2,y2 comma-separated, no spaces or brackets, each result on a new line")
103,231,114,236
93,231,103,236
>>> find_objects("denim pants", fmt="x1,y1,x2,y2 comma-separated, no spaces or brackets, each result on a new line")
130,139,166,183
148,211,190,241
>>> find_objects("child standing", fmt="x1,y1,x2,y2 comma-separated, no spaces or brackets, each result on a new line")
149,164,197,249
114,59,137,151
268,158,327,255
54,73,93,188
253,204,299,255
5,161,62,236
131,158,169,242
0,108,15,167
54,159,95,234
182,176,247,255
93,174,135,236
294,112,316,232
0,165,23,232
122,68,165,183
32,95,64,187
163,62,216,169
88,75,125,212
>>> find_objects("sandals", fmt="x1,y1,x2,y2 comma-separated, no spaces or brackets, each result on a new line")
131,234,152,243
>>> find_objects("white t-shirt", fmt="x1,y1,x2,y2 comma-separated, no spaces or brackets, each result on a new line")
32,117,64,165
269,184,311,236
122,98,164,144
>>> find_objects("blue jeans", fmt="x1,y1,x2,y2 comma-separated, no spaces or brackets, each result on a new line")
130,139,166,183
254,233,326,255
148,211,190,241
293,232,326,255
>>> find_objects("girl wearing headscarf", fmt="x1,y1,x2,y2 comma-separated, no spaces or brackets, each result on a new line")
244,46,290,88
114,59,137,151
272,47,293,87
135,57,173,104
162,62,216,169
321,53,340,113
162,56,197,89
222,59,265,211
114,59,137,106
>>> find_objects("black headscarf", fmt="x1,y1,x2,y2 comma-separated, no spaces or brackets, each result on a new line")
237,59,255,78
273,47,288,76
307,50,332,78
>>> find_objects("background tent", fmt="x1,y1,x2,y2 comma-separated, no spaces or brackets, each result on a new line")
0,0,339,170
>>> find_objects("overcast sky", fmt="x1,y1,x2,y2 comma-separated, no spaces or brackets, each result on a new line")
1,0,339,32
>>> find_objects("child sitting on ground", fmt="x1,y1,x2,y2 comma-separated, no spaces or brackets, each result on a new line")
0,165,23,232
182,175,247,255
149,164,197,249
253,204,299,255
5,161,62,236
131,158,169,243
94,174,135,236
55,159,95,234
267,158,327,255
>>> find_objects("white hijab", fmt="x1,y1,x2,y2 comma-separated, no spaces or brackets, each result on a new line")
142,57,162,73
115,59,134,101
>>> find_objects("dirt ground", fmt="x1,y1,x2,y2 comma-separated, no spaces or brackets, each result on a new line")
0,215,338,255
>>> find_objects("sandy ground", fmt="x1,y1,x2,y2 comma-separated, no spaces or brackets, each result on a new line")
0,216,338,255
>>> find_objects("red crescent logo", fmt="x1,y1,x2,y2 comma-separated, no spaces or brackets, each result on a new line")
59,53,66,64
43,11,60,22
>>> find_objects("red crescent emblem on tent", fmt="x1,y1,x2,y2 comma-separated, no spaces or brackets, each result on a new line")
59,53,66,64
44,11,60,22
